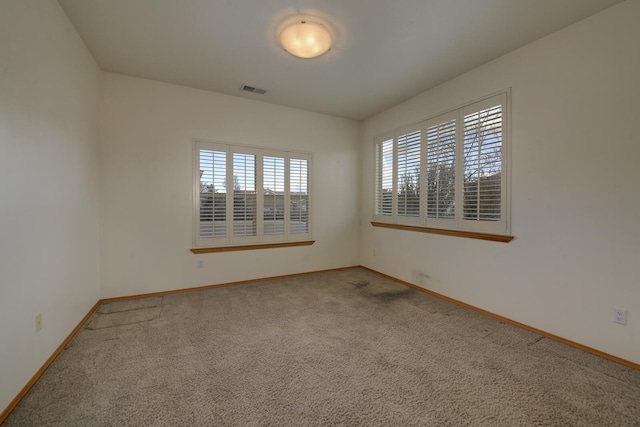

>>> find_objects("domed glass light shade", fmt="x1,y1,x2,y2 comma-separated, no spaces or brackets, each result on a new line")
279,17,333,59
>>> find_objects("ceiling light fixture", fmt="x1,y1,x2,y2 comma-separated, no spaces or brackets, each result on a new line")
278,15,334,59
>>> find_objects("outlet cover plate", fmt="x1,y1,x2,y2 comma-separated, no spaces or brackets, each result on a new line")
613,307,627,325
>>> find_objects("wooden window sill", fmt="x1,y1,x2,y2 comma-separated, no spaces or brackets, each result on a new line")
371,222,513,243
191,240,315,254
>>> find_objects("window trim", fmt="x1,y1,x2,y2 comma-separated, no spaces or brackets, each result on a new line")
193,139,312,249
373,89,512,239
371,222,513,243
190,240,315,254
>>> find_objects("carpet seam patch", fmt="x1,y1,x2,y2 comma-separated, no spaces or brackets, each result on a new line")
527,336,545,347
86,304,164,330
96,296,164,314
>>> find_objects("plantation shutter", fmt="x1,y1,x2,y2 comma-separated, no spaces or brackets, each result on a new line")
375,136,394,219
371,90,509,237
263,156,285,237
232,151,257,240
194,140,313,248
289,156,310,237
195,143,228,247
425,112,457,227
462,93,507,233
396,127,421,223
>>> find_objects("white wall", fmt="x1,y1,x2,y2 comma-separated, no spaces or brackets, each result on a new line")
361,0,640,364
99,73,360,298
0,0,101,412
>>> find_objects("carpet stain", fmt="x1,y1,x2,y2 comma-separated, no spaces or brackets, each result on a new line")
376,355,397,371
367,289,414,303
350,280,370,289
351,279,414,303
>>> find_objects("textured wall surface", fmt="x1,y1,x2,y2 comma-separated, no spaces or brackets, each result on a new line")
0,0,101,412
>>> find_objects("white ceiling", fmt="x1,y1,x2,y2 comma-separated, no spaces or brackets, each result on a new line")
58,0,623,120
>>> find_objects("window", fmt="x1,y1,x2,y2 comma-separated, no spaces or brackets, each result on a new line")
374,91,510,237
397,127,421,221
194,140,311,248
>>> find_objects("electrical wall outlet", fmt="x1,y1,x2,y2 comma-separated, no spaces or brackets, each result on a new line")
35,313,42,333
373,249,377,256
197,259,204,268
612,307,627,325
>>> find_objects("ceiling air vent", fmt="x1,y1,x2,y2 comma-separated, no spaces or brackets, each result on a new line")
240,84,267,95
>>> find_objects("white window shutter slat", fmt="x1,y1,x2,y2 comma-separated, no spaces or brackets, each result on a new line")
397,130,421,220
373,90,510,237
263,156,285,237
195,141,312,248
463,102,503,223
375,137,394,219
232,152,257,238
289,158,309,235
426,117,456,221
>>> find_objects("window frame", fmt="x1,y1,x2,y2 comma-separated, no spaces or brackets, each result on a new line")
193,139,312,249
373,90,511,239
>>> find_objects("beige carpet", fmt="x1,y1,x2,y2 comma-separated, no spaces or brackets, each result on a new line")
4,268,640,426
